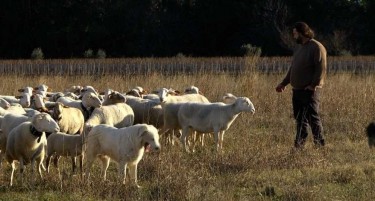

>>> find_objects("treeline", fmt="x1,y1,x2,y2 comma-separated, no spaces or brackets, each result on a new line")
0,0,374,59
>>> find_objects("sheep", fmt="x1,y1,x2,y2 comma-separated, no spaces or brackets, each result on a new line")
0,103,27,116
178,94,255,152
30,94,49,113
101,89,126,105
84,123,160,187
51,102,84,134
1,93,31,108
125,86,146,98
157,88,210,145
184,85,203,95
84,103,134,132
0,113,30,166
56,92,102,121
64,85,83,95
125,95,164,129
34,84,49,97
5,113,60,186
46,132,84,176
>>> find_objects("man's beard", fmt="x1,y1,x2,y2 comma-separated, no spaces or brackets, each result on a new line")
296,36,303,44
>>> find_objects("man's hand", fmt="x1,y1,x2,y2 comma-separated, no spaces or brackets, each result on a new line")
305,85,316,91
275,84,286,92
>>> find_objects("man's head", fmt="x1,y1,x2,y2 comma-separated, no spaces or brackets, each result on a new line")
293,22,314,44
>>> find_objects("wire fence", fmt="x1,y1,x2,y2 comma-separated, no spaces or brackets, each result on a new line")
0,56,374,76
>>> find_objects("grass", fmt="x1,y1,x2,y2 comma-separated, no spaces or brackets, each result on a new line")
0,70,375,201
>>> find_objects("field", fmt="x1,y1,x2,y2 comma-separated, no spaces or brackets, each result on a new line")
0,57,375,200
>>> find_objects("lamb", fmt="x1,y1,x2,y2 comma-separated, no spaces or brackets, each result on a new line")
84,103,134,132
1,93,32,108
178,94,255,152
46,132,84,175
5,113,60,186
51,102,84,134
84,123,160,187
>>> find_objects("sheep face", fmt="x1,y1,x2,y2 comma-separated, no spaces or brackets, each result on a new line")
34,84,49,92
0,98,10,109
108,92,126,103
16,93,31,108
18,86,34,95
140,125,160,152
184,86,199,94
52,103,64,121
235,97,255,114
32,113,60,134
83,92,102,108
32,94,46,109
158,88,179,103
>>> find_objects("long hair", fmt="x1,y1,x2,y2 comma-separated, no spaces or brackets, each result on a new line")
294,22,314,39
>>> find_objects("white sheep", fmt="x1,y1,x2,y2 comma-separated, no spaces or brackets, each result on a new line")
178,94,255,152
0,113,30,167
57,92,102,121
51,102,85,134
158,88,210,145
0,93,31,108
5,113,60,186
102,90,126,105
125,95,164,129
84,103,134,132
46,132,84,176
84,123,160,187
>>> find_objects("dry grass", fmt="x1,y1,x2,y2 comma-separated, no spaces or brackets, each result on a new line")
0,71,375,201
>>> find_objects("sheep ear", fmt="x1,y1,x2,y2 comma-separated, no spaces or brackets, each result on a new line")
138,126,148,137
223,94,237,104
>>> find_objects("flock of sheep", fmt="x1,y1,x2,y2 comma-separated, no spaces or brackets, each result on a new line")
0,84,255,187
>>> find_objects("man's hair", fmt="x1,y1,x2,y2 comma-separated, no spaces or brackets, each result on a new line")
294,22,314,39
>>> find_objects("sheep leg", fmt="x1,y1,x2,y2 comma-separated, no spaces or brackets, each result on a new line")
219,131,225,152
128,164,141,188
214,131,220,152
9,161,16,186
46,154,52,173
19,158,25,185
118,162,127,184
71,156,77,174
36,157,44,180
99,155,110,181
84,156,95,183
180,127,190,152
53,155,61,175
79,155,84,179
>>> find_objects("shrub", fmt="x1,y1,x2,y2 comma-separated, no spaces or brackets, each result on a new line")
83,49,94,58
31,47,44,60
96,49,106,59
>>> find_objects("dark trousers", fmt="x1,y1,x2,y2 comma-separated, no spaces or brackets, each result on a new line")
292,89,325,148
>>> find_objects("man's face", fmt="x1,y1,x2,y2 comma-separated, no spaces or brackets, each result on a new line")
293,28,303,44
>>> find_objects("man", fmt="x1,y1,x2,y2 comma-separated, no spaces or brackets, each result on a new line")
275,22,327,149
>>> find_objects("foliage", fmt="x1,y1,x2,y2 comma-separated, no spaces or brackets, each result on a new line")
0,0,374,58
31,47,44,60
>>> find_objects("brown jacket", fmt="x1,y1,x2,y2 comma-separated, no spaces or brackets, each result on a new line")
281,39,327,89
